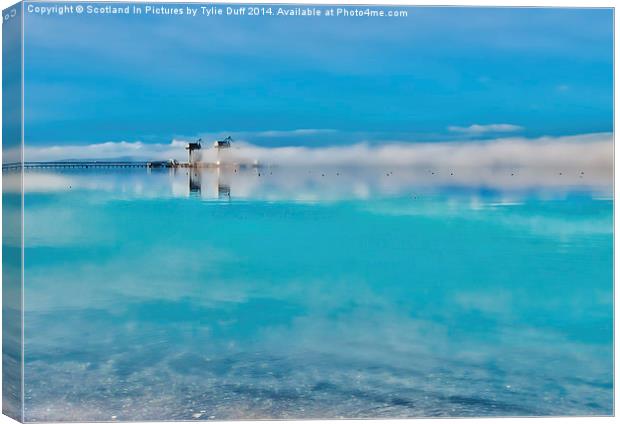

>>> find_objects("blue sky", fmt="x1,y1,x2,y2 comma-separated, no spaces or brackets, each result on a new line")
23,5,613,147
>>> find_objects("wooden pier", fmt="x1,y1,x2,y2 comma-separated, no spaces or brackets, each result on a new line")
4,161,155,170
2,161,262,171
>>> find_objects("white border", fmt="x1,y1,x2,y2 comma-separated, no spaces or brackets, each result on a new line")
0,1,615,424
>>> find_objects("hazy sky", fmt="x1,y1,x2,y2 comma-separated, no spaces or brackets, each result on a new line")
23,5,613,147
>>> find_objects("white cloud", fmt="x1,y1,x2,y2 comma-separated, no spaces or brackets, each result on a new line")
17,132,612,174
21,140,186,162
253,129,337,138
448,123,524,134
201,132,612,172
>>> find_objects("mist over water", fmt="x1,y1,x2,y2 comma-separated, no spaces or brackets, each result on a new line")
10,162,613,201
20,166,612,420
17,132,613,170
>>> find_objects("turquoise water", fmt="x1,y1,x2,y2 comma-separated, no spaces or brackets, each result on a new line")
22,168,612,420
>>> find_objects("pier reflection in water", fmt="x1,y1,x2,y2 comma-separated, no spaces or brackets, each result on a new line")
188,168,231,199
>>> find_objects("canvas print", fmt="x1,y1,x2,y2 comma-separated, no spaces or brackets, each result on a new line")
2,2,614,421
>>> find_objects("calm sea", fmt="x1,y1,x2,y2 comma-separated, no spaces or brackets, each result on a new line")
19,166,612,420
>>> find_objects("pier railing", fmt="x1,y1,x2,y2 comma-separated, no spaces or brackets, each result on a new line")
3,161,153,170
2,161,261,171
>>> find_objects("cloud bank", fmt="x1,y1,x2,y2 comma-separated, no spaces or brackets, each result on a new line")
10,132,612,198
211,132,611,170
20,140,187,163
448,123,524,134
17,132,612,173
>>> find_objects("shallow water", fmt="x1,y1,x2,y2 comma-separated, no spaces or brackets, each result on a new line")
20,167,612,420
